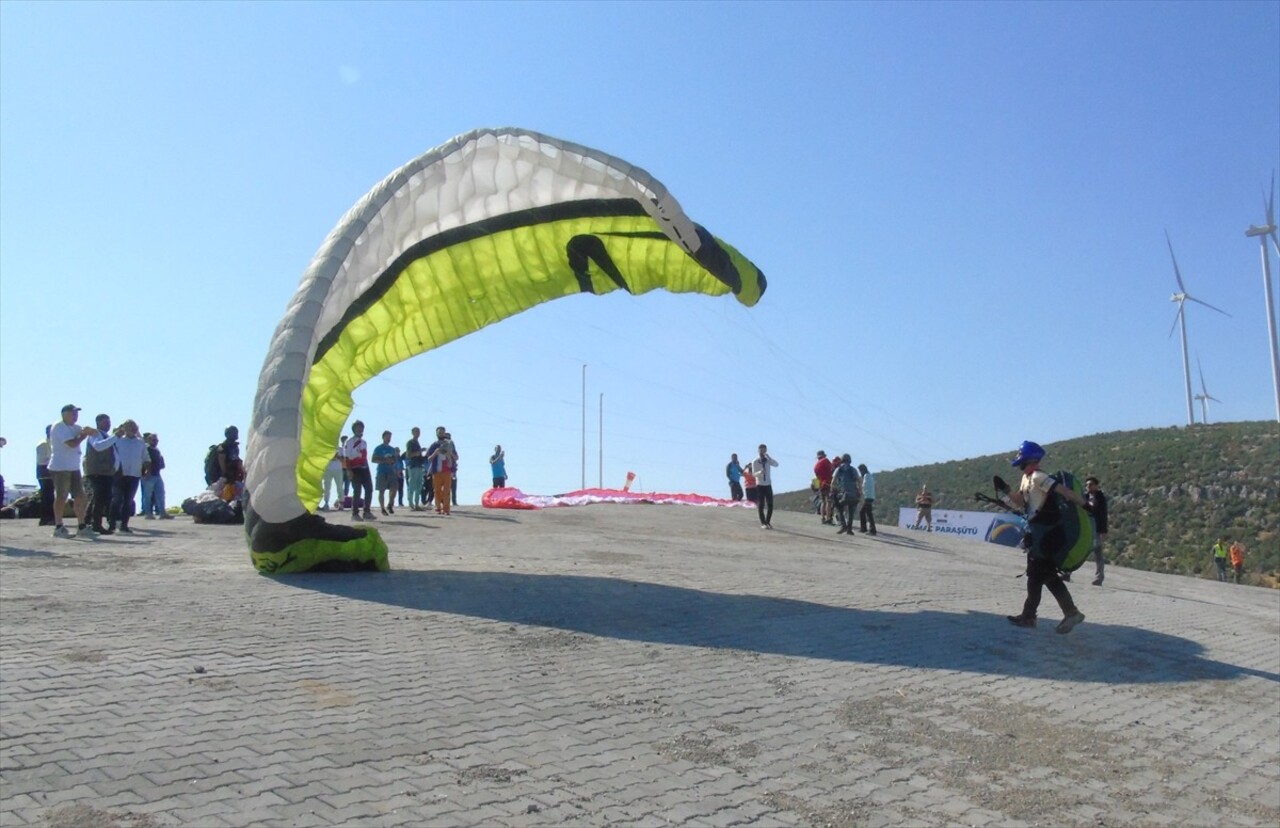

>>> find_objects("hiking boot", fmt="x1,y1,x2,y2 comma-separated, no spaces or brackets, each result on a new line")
380,507,388,516
1007,615,1037,628
96,526,114,536
119,526,133,534
53,525,71,538
363,511,376,520
1056,612,1085,635
1092,577,1103,586
352,512,364,522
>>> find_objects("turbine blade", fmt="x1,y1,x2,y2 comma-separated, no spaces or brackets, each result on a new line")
1187,295,1231,317
1197,356,1208,394
1208,394,1222,403
1268,171,1276,227
1165,231,1188,293
1168,304,1184,339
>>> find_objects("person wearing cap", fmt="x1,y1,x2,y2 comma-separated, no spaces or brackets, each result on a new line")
82,413,119,535
1001,440,1086,634
48,404,97,538
216,426,241,482
814,450,834,525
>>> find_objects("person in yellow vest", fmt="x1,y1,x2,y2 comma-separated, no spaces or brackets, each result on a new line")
1228,541,1246,585
914,484,934,531
1210,538,1229,582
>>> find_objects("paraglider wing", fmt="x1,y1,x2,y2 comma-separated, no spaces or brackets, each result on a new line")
244,127,766,573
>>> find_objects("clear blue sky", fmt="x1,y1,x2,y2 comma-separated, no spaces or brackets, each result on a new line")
2,1,1278,507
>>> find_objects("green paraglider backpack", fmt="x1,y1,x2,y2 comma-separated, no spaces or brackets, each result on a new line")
1025,471,1095,572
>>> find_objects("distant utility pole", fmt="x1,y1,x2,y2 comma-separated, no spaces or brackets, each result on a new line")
581,364,587,489
598,393,604,489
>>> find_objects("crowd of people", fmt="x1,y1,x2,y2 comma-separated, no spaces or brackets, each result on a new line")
726,446,878,534
37,404,174,537
315,424,509,521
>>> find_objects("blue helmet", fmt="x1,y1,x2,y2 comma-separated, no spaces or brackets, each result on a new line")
1010,440,1046,467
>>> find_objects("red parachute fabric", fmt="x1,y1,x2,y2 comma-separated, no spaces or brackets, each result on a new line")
481,487,753,510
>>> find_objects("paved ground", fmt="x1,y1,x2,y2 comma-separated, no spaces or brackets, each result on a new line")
1,503,1277,828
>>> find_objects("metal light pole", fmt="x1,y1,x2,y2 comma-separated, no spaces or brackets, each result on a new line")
598,393,604,489
1245,182,1280,422
581,364,587,489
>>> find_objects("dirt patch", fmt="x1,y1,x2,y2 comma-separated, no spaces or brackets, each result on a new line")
457,764,528,784
297,679,354,708
44,804,167,828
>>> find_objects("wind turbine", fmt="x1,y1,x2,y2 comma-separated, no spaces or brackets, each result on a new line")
1193,356,1222,425
1244,173,1280,423
1166,231,1230,426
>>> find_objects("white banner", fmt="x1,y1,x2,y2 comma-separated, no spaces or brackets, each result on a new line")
897,507,1025,547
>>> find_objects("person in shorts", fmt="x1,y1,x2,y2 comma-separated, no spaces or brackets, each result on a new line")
48,404,96,537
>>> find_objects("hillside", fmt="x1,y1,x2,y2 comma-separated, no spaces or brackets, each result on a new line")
777,421,1279,585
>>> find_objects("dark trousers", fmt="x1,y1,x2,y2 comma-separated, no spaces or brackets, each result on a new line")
422,474,435,505
86,474,114,529
1021,556,1077,619
859,498,876,533
836,496,856,530
109,476,140,529
755,484,774,526
729,481,743,501
349,467,373,514
37,472,54,524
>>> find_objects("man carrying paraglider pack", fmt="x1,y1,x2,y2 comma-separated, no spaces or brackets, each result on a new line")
998,441,1087,634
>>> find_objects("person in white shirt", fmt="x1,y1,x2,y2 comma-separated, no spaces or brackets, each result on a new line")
340,421,375,521
47,404,98,538
108,420,149,534
746,444,779,529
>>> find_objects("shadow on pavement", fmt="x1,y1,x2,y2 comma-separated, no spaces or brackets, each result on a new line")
278,570,1279,685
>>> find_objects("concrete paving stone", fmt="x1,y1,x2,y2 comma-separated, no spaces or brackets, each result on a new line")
4,509,1279,827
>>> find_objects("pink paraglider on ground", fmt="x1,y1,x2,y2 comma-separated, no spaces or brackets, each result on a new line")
482,487,754,511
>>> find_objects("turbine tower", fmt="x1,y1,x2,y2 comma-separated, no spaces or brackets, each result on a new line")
1166,231,1230,426
1193,356,1222,425
1244,173,1280,423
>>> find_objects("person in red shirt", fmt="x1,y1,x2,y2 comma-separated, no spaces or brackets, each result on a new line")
814,450,834,525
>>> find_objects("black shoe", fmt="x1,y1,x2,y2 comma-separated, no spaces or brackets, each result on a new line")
1007,615,1037,628
868,530,877,536
1091,578,1103,586
1061,572,1072,582
96,525,115,536
119,526,133,534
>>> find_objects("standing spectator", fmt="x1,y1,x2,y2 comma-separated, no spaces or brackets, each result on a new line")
746,444,778,529
339,435,351,502
832,453,861,535
814,451,834,525
217,426,241,482
108,419,148,534
1229,540,1246,584
405,427,426,510
427,428,457,515
372,431,398,515
321,440,343,511
725,453,743,501
1210,537,1229,582
448,432,460,506
914,484,934,531
139,432,171,519
48,404,95,538
342,421,375,521
490,445,507,488
36,426,54,525
857,463,877,536
1083,476,1108,586
83,413,119,535
394,445,407,508
742,462,758,504
1001,441,1086,634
